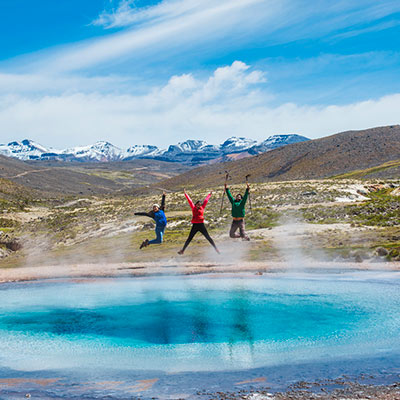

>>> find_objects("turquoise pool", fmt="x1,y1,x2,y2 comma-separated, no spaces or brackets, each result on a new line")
0,272,399,375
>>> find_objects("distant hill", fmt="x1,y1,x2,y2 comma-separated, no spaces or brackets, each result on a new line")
331,159,400,180
0,156,190,195
157,125,400,189
2,125,399,195
0,134,309,165
0,176,41,204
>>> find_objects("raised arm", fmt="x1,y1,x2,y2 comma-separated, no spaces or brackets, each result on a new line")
184,190,195,210
225,184,234,205
202,192,212,208
134,211,154,219
160,192,166,211
241,187,249,205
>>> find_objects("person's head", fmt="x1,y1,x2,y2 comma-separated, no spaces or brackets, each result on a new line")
195,200,202,209
153,204,160,212
235,194,242,202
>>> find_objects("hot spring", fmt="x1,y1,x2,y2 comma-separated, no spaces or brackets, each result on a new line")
1,272,400,373
0,272,400,398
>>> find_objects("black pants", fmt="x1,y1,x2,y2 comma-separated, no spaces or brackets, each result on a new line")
182,223,217,252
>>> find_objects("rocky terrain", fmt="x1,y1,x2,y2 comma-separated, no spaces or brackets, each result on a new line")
0,177,399,269
206,378,400,399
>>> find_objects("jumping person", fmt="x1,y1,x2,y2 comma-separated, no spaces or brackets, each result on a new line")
225,182,250,240
178,189,219,255
135,192,167,249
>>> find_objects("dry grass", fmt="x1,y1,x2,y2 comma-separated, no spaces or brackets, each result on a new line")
1,178,399,266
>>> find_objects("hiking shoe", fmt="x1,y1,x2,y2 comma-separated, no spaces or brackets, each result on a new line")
243,236,250,241
177,250,184,255
140,239,149,249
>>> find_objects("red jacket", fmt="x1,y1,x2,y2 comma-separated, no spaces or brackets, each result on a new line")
185,192,211,224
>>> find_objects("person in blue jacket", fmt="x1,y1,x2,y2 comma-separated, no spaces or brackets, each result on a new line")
135,192,167,249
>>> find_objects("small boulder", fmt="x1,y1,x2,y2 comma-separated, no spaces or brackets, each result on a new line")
0,233,22,252
375,247,389,257
302,191,317,196
7,240,22,251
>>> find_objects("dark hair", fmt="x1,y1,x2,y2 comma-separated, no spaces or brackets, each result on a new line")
236,193,242,198
195,201,201,206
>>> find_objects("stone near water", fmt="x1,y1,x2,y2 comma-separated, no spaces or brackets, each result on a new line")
375,247,389,257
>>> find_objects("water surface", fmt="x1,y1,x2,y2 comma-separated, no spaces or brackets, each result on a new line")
0,272,399,374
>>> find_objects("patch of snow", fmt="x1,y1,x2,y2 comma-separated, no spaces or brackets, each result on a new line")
220,136,257,152
124,145,162,158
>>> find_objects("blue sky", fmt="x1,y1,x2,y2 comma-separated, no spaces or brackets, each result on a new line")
1,0,400,148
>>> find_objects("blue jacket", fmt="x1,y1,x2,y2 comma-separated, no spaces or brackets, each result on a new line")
154,210,167,228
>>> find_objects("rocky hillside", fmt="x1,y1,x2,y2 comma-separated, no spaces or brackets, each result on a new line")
157,125,400,189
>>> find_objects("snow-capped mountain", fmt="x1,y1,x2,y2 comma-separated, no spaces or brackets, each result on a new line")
60,141,124,162
124,145,161,160
156,140,220,164
220,137,257,153
250,134,310,154
166,140,210,153
0,134,309,164
0,139,61,160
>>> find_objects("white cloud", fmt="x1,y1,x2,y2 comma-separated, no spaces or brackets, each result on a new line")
93,0,214,29
94,0,400,32
5,0,400,77
0,62,399,149
34,0,269,73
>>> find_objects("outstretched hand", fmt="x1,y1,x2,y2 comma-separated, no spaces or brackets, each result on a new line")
224,183,228,189
246,182,250,190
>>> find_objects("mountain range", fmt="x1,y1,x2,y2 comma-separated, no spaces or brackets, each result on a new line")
158,125,400,189
0,134,309,165
0,125,398,195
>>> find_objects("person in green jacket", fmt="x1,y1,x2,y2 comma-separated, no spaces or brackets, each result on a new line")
224,182,250,241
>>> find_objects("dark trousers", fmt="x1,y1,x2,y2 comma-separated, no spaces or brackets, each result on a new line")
229,219,249,239
182,223,217,252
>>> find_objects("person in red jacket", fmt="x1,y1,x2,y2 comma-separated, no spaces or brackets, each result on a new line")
178,189,219,255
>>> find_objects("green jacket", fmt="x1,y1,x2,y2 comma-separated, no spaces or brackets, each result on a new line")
226,188,249,218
